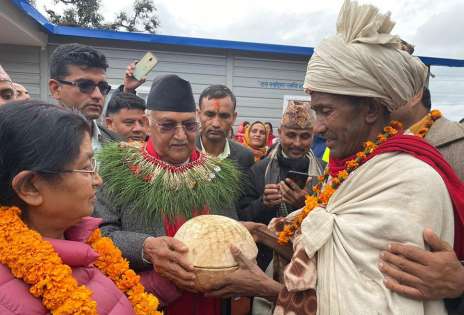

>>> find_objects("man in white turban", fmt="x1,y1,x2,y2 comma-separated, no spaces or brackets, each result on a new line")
204,1,464,315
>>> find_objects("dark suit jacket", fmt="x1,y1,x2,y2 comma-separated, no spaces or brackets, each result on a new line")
195,135,254,315
195,135,255,173
96,122,121,144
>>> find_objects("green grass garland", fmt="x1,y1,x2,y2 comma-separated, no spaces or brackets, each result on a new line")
97,142,242,223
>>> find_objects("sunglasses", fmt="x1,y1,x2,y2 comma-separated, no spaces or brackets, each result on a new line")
152,120,199,134
57,79,112,96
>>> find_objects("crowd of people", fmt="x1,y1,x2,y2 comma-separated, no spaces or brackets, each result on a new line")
1,0,464,314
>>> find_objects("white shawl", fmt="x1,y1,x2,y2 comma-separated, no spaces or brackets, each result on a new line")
300,152,454,315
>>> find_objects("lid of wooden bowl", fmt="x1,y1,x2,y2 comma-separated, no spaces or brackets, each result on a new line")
174,215,258,268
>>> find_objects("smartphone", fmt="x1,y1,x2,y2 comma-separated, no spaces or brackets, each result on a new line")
286,170,310,189
133,52,158,81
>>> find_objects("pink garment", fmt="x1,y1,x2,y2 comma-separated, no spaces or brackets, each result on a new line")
0,216,176,314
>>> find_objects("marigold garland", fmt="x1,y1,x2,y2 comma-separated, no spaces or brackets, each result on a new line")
0,206,162,315
278,120,403,244
87,229,161,315
413,109,442,138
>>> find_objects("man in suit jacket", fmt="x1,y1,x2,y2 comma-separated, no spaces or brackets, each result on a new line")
381,86,464,315
196,84,255,172
196,84,255,314
95,75,242,314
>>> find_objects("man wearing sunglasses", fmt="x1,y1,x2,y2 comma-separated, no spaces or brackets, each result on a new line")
95,74,242,315
48,43,118,151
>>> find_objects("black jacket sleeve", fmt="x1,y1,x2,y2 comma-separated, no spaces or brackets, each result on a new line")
237,159,278,224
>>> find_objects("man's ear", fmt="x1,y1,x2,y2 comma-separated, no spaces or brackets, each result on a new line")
105,116,114,130
48,79,61,100
142,115,149,131
365,100,385,125
408,90,423,108
232,112,238,124
11,171,44,207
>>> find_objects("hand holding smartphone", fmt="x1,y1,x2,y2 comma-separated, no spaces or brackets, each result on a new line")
286,170,310,189
133,52,158,81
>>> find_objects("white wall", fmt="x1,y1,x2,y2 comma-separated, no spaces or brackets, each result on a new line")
0,44,43,99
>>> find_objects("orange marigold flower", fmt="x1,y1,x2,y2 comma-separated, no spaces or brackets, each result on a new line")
345,160,359,170
363,141,376,151
356,152,367,160
305,195,318,210
376,134,387,142
383,126,393,133
430,109,442,120
390,120,403,130
331,177,341,187
418,128,427,137
384,126,398,136
319,185,335,204
337,170,349,180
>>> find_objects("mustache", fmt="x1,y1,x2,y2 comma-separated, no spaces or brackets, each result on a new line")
287,147,305,153
206,127,227,136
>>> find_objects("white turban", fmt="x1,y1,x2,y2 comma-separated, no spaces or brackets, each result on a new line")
304,0,428,112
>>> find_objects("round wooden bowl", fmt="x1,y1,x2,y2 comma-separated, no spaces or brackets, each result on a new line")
174,215,258,291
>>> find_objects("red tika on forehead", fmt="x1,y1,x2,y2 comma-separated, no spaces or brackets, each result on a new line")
212,100,220,111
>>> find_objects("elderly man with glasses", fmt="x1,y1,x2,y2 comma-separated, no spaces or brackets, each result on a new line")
95,74,242,315
48,43,119,151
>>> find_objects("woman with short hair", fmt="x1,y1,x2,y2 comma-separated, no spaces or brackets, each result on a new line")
0,100,169,314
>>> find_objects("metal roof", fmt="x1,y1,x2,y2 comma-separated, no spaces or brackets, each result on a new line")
11,0,464,67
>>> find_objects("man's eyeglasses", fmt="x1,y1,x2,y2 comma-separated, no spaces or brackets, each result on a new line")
152,120,199,134
38,158,99,175
57,79,112,96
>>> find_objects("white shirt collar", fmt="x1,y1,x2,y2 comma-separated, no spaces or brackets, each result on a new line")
91,120,102,152
199,137,231,160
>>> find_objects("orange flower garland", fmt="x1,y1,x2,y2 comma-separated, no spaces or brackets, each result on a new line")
412,109,442,138
87,229,161,315
278,121,403,244
0,206,162,315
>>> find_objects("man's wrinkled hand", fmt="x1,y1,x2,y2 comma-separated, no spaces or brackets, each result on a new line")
240,221,268,243
263,184,281,208
204,245,281,299
280,178,307,208
379,228,464,300
143,236,197,292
